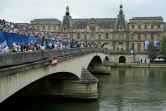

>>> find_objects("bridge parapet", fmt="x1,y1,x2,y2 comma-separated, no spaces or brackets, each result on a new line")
0,47,96,68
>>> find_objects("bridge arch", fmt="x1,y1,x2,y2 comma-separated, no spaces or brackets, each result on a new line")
88,42,97,47
101,42,113,50
87,55,102,70
47,72,80,79
105,56,109,62
119,56,126,64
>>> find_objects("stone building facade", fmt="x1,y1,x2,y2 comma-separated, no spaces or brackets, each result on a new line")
30,18,61,33
29,4,166,52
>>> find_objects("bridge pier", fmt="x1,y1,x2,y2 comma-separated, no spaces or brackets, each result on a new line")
47,68,98,99
88,60,111,74
16,68,98,99
102,60,111,73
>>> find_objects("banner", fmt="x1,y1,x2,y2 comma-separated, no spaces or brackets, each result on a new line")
154,40,160,49
144,40,160,50
1,32,40,46
0,32,7,46
0,32,71,47
144,41,149,50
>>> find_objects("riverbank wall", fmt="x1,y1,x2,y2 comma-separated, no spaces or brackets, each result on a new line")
110,63,166,68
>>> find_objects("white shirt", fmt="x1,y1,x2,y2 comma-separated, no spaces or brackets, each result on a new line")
13,42,18,51
4,46,9,53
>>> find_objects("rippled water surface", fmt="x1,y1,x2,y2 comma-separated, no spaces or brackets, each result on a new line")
1,68,166,111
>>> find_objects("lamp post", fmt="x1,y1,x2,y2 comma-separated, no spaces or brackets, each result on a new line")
129,32,133,51
70,26,73,48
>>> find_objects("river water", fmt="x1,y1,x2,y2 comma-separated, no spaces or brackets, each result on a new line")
1,68,166,111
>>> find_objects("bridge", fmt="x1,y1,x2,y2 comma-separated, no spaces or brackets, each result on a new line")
0,48,110,103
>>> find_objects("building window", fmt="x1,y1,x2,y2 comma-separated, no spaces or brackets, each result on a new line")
151,25,154,29
105,33,108,39
132,43,134,50
151,34,154,39
37,26,39,29
91,33,94,39
98,34,101,40
158,25,160,28
132,25,134,29
137,43,141,51
54,26,56,30
144,25,147,29
77,33,80,39
84,34,87,40
119,33,123,39
48,26,51,30
43,26,45,30
138,33,141,39
64,33,67,37
138,43,141,47
138,25,141,29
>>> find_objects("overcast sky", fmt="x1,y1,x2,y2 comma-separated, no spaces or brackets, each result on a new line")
0,0,166,23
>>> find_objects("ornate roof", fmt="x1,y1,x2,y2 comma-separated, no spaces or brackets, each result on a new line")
129,17,164,23
114,4,128,30
130,17,163,20
61,6,72,31
71,18,117,29
30,18,61,25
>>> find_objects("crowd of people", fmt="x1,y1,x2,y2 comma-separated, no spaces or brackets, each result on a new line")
0,19,94,54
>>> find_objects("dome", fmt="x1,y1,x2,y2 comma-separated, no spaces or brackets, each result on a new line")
66,6,70,16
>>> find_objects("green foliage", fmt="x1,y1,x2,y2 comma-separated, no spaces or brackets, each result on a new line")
161,37,166,60
148,41,157,60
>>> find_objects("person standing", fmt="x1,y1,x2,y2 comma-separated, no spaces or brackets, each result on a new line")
12,40,18,52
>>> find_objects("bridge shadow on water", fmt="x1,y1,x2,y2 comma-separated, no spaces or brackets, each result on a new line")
0,95,98,111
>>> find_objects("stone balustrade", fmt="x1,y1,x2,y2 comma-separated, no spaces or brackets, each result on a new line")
0,48,97,67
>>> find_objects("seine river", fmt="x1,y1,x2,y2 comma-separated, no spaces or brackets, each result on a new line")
1,68,166,111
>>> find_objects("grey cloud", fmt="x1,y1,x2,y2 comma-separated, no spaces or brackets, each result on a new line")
0,0,166,23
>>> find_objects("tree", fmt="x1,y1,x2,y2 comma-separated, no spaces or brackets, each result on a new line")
161,37,166,60
148,41,157,60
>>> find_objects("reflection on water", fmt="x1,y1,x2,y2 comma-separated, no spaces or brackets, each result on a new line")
97,68,166,111
1,68,166,111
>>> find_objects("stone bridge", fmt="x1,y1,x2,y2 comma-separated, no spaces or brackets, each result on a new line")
0,48,110,103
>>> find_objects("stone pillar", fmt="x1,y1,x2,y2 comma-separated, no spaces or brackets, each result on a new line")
102,60,111,73
88,59,111,74
46,68,99,99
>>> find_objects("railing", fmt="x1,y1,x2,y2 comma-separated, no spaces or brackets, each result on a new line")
0,47,97,67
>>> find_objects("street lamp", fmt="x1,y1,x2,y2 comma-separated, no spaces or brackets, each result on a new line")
70,26,73,48
129,32,133,51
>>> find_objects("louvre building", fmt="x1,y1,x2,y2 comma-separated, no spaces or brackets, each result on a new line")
30,4,166,52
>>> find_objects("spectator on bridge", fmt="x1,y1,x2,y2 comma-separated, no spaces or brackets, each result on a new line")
17,43,21,52
29,44,34,51
0,19,2,24
2,45,10,53
34,42,40,51
12,40,18,52
0,19,91,53
25,42,29,51
21,42,26,51
0,23,4,31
